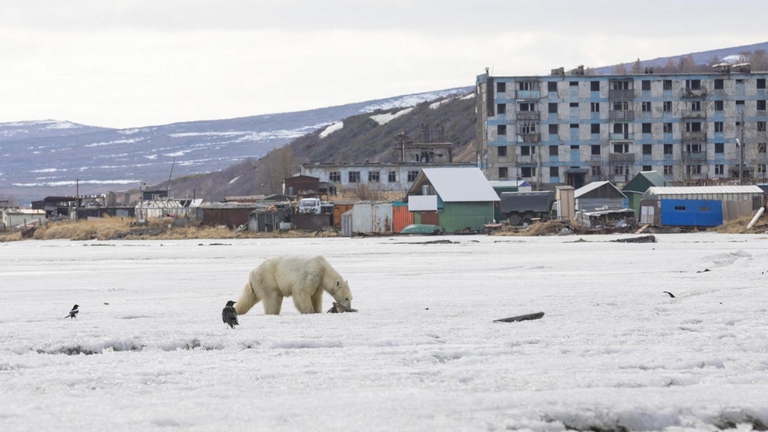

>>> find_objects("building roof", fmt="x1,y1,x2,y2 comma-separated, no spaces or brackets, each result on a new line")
622,171,669,194
415,168,500,202
574,181,626,199
645,185,765,196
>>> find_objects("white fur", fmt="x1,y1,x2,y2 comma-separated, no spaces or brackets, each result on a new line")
235,255,353,315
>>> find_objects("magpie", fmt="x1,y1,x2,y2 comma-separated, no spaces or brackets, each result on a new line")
222,300,239,329
66,304,80,319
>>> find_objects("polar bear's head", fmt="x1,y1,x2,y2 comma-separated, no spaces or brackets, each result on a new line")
333,280,353,310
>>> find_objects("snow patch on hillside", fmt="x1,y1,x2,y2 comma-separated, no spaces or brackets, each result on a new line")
319,122,343,138
370,108,413,125
361,88,470,113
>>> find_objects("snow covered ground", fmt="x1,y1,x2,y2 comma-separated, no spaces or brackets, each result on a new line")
1,234,767,431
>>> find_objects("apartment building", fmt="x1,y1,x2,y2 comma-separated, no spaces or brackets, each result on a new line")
475,66,768,188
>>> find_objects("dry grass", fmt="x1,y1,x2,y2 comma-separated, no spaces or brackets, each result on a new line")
713,215,768,234
491,220,587,237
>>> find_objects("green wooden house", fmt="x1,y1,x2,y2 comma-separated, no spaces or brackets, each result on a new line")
622,171,669,217
405,168,500,233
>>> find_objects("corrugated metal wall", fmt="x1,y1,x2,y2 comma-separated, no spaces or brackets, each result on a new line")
660,199,722,227
441,202,494,233
352,202,393,234
392,204,414,233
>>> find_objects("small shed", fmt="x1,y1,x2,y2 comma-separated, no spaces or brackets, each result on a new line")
622,171,669,217
574,181,628,212
642,185,764,221
1,208,46,229
406,167,500,233
351,202,393,235
284,175,320,197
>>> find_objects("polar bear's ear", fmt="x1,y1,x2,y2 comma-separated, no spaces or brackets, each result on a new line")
336,280,341,288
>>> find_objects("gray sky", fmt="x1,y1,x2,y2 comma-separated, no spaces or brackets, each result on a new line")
2,0,767,129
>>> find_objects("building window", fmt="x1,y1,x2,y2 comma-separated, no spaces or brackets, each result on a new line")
569,81,578,87
407,171,419,182
756,78,766,89
758,121,767,132
591,145,601,155
614,164,629,175
715,122,724,133
715,100,724,111
497,104,506,115
519,103,536,111
497,146,507,157
715,164,724,175
643,144,652,155
497,125,507,135
590,102,600,113
685,143,703,153
548,82,557,92
369,171,380,182
664,144,673,155
758,100,767,111
714,79,724,90
348,171,360,183
643,165,652,171
663,165,673,176
519,81,537,90
498,167,508,179
715,143,724,154
496,82,506,93
686,165,702,175
591,124,600,134
521,146,536,156
642,80,651,91
388,171,397,182
663,80,672,90
663,123,673,133
612,101,628,111
663,101,672,112
685,79,701,90
736,100,745,106
329,172,341,183
613,143,629,153
642,123,652,134
759,143,767,154
520,167,536,177
549,167,559,177
759,164,767,174
590,81,600,91
518,121,539,134
549,124,558,134
642,102,651,112
591,166,602,177
570,123,579,130
690,101,701,111
548,103,558,114
686,122,702,132
549,145,558,156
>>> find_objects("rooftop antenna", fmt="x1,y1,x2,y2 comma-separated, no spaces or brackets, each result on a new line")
167,157,176,198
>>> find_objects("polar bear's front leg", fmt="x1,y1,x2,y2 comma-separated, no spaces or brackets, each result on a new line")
292,292,317,314
311,288,324,313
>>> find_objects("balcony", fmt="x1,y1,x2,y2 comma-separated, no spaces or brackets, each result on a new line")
682,151,707,162
681,88,707,98
610,132,634,140
681,110,707,119
609,153,635,163
609,110,634,121
516,90,541,100
609,89,634,99
517,133,541,143
516,111,541,121
682,131,707,142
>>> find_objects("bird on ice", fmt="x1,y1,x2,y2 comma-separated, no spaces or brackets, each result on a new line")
222,300,239,329
663,291,676,298
66,304,79,319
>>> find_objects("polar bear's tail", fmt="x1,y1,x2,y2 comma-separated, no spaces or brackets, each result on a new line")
234,280,259,315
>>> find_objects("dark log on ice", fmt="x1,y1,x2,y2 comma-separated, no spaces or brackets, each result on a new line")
614,235,656,243
494,311,545,323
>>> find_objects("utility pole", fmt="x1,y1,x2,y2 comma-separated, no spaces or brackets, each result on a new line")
738,110,745,185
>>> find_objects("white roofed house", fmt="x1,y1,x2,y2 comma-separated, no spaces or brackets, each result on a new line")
405,167,500,233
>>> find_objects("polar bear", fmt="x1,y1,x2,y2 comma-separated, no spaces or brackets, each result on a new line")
234,255,353,315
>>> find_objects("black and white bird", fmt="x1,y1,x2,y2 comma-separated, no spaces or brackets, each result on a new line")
222,300,239,329
66,304,79,319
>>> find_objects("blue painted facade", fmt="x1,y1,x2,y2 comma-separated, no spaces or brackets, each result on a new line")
660,199,723,227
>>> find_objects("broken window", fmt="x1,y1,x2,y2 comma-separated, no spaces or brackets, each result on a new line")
329,172,341,182
715,164,724,175
663,80,672,90
591,166,602,176
388,171,397,182
519,81,538,91
520,146,536,156
758,121,767,132
520,167,536,177
497,146,507,157
663,165,673,175
690,101,701,111
497,125,507,135
663,101,672,112
498,167,508,179
685,79,701,90
714,79,724,90
612,101,628,111
686,164,702,175
685,143,703,153
348,171,360,183
758,143,767,154
685,122,702,132
407,171,419,182
517,121,539,134
497,104,506,114
663,123,673,133
368,171,380,183
664,144,673,155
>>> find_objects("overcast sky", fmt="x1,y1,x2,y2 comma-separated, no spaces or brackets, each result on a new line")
2,0,767,129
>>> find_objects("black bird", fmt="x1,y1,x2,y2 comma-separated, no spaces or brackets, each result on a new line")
66,304,79,319
663,291,676,298
222,300,238,329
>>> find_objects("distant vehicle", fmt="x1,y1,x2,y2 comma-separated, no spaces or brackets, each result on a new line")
400,224,443,235
297,198,321,214
500,191,555,226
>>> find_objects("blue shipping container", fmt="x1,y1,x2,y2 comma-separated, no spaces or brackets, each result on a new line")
660,199,723,227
